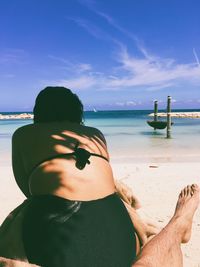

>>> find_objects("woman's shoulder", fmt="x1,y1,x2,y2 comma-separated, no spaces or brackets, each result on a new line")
12,124,34,140
79,123,102,135
81,125,107,144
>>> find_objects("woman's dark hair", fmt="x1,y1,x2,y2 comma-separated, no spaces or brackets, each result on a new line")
33,86,84,124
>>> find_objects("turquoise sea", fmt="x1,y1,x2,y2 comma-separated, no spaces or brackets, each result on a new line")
1,110,200,165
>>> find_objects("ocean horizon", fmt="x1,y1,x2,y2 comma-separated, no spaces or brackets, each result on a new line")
1,108,200,114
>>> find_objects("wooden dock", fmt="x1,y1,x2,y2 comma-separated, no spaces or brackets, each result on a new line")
148,112,200,119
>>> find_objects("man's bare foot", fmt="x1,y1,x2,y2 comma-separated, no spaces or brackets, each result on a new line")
0,257,40,267
115,180,141,209
173,184,199,243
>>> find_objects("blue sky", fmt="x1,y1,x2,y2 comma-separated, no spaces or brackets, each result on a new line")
0,0,200,111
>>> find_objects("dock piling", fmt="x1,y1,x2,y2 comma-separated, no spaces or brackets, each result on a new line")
154,100,158,130
166,96,171,138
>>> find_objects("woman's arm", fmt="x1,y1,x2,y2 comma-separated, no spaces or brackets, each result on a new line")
12,130,30,198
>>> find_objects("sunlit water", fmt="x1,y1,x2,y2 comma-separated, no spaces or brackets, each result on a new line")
1,110,200,165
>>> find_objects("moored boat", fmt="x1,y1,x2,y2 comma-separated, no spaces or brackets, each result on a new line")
147,120,173,130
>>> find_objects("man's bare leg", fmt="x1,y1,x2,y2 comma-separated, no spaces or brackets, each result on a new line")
115,180,159,245
122,200,159,246
132,184,199,267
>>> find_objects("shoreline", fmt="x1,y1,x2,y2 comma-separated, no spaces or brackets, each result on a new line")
111,154,200,163
0,113,33,120
1,109,200,120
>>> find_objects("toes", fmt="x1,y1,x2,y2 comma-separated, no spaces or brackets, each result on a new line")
183,187,187,196
187,185,194,197
187,185,191,196
183,186,190,197
191,184,200,195
191,184,199,191
179,189,185,198
180,184,199,198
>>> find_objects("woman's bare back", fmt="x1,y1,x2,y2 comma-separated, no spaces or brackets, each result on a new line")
12,121,115,200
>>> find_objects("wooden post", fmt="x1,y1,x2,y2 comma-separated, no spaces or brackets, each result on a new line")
154,100,158,122
167,96,171,138
153,100,158,130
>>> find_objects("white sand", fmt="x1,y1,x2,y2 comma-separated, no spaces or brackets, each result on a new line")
0,165,25,223
1,161,200,266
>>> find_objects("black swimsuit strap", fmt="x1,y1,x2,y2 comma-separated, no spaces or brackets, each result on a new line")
73,147,108,170
30,146,108,174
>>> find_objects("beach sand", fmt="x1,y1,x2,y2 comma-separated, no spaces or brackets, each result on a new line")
1,161,200,267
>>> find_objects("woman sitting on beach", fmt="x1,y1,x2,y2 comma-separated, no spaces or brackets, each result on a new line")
4,86,199,267
11,86,140,266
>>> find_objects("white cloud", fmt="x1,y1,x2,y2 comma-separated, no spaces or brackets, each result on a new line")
46,30,200,92
146,83,173,92
59,76,96,89
42,75,96,90
115,102,125,106
78,63,92,72
0,49,27,64
48,55,92,73
171,99,177,103
45,45,200,92
68,17,115,42
106,45,200,89
126,101,136,106
193,48,200,67
78,0,138,43
115,101,137,107
73,1,200,92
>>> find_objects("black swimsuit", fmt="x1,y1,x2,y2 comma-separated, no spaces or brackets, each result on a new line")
30,143,109,171
22,146,137,267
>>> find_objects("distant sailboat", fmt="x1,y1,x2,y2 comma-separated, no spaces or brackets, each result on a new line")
93,108,97,112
